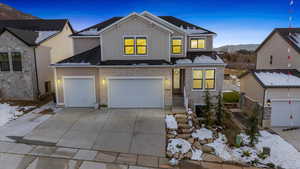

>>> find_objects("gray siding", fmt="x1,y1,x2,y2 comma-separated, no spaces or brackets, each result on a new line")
256,32,300,70
100,16,170,61
0,31,37,100
73,37,100,55
187,36,213,52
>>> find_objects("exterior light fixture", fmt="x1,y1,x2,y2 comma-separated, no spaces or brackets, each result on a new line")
102,79,106,85
267,99,271,107
57,79,61,84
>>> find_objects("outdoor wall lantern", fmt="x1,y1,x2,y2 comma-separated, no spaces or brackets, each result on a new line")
267,99,271,107
102,79,106,85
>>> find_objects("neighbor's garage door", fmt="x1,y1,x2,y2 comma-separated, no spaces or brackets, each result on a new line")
64,77,96,107
271,100,300,126
108,78,164,108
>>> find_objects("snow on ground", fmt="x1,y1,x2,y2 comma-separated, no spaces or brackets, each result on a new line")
78,28,99,35
165,115,178,129
255,72,300,86
191,149,203,160
167,138,191,154
35,31,59,43
184,28,207,34
0,101,60,127
207,133,234,161
192,128,213,140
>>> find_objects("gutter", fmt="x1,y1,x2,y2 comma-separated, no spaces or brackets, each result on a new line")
33,47,40,98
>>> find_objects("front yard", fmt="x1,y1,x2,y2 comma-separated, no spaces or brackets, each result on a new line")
165,92,300,169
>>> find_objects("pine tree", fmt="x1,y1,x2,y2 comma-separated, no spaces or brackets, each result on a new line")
203,90,214,127
246,105,260,146
216,91,226,126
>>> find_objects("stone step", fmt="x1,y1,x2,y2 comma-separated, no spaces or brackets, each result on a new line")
178,123,191,129
176,118,188,123
175,114,188,119
176,134,192,139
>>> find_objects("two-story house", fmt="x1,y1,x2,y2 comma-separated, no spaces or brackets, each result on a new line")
0,19,74,100
52,12,225,112
240,28,300,127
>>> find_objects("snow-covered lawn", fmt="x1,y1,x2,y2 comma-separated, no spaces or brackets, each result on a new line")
0,101,59,127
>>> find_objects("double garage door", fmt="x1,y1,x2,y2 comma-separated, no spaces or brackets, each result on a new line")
271,100,300,126
63,77,164,108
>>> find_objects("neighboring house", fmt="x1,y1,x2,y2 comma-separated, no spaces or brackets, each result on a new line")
0,19,74,100
52,11,225,112
240,28,300,127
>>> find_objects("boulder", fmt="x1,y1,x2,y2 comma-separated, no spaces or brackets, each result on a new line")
193,142,202,149
199,139,208,145
166,151,174,158
207,138,214,144
202,153,222,163
167,134,176,139
176,134,191,139
185,151,193,158
188,138,195,144
202,145,215,153
174,152,180,159
177,118,188,123
178,123,191,129
175,114,188,119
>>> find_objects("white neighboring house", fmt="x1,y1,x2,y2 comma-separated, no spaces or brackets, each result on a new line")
240,28,300,127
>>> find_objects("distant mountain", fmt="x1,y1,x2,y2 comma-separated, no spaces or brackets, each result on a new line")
215,44,259,53
0,3,38,20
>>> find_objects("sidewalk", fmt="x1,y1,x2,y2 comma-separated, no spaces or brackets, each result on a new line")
0,141,262,169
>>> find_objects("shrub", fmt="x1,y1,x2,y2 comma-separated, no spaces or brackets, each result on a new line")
242,150,251,157
203,90,214,127
223,91,240,103
215,91,227,126
246,106,260,146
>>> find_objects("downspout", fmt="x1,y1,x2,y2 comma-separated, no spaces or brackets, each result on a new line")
262,88,266,126
33,47,40,98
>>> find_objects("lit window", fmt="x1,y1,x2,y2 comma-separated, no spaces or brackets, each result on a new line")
205,70,215,89
193,69,215,90
193,70,203,89
124,38,135,55
0,52,10,71
11,52,22,71
136,37,147,55
190,38,205,49
171,38,182,54
124,37,147,55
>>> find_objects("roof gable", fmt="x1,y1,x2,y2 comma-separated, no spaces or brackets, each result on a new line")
0,19,69,31
256,28,300,54
0,27,38,46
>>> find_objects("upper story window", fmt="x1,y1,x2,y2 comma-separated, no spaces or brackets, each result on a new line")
193,69,215,90
0,52,10,71
269,55,273,65
124,36,147,55
171,38,183,54
11,52,22,71
190,38,205,49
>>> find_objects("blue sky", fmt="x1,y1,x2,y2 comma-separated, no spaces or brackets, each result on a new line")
3,0,299,47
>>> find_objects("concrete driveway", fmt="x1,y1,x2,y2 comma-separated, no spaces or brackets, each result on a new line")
272,127,300,151
23,108,166,157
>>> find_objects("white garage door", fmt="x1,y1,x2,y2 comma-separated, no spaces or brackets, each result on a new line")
108,78,164,108
64,77,96,107
271,100,300,126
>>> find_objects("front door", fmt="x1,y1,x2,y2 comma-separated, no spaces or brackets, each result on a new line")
173,69,182,95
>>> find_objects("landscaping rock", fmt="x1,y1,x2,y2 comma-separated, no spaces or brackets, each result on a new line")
193,142,202,149
187,138,195,144
166,152,173,158
177,119,188,123
174,152,180,159
176,134,191,139
207,138,214,144
202,153,222,163
180,129,192,134
185,152,193,158
175,114,188,119
199,139,208,145
202,145,214,153
167,134,176,139
263,147,271,156
178,123,190,129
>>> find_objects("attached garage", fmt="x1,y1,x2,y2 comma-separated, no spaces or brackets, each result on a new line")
108,77,164,108
63,76,96,107
271,100,300,127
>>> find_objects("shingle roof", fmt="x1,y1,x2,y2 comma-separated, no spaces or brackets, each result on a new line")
72,16,215,36
0,19,70,31
256,28,300,54
240,69,300,88
0,27,38,46
0,19,73,46
57,46,171,66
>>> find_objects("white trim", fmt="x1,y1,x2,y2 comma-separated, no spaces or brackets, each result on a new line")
107,76,165,108
122,35,148,56
271,99,300,102
188,34,216,37
99,12,173,34
140,11,186,34
71,36,100,38
191,67,217,92
54,68,61,105
62,76,96,107
100,36,103,61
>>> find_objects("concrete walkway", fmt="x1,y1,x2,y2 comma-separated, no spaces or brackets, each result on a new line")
272,127,300,151
22,108,166,157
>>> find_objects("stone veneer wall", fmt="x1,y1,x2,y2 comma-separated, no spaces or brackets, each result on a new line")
0,31,37,100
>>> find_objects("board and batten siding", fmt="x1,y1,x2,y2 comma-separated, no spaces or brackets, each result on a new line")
256,32,300,71
100,16,170,61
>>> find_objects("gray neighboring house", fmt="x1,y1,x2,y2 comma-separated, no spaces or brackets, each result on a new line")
52,11,225,112
240,28,300,127
0,19,74,100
